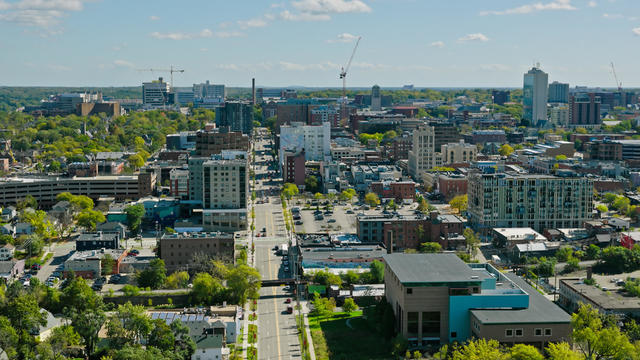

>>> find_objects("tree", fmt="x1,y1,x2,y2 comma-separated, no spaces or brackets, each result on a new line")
369,260,384,283
545,342,582,360
416,196,430,214
339,188,356,202
449,194,468,214
137,258,167,289
450,338,506,360
125,204,145,235
305,176,319,193
128,154,145,169
555,154,567,161
533,257,556,278
342,297,358,314
383,130,397,140
463,228,480,257
148,319,174,352
226,265,261,304
75,209,105,231
364,192,380,206
46,324,82,355
509,344,543,360
564,257,580,273
498,144,514,157
165,271,189,289
66,306,105,358
20,209,57,239
572,303,635,360
23,234,44,257
69,195,94,211
342,270,360,286
420,242,442,253
107,302,152,347
190,273,224,305
596,204,608,213
556,246,574,262
102,253,116,275
0,316,18,359
314,192,324,201
17,195,37,211
282,183,299,200
586,244,601,260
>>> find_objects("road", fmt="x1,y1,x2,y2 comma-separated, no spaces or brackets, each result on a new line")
252,133,302,360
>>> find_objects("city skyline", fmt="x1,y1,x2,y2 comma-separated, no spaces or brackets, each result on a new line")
0,0,639,87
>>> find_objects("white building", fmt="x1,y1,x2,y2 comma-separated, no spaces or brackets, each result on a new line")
441,140,477,165
523,65,549,125
169,167,189,200
142,77,170,107
0,244,14,261
408,124,439,179
548,106,569,127
279,121,331,162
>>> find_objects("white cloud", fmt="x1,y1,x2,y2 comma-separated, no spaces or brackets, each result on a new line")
113,59,134,68
458,33,489,42
279,9,330,21
238,17,268,28
480,64,511,71
633,27,640,36
430,41,445,48
327,32,358,43
603,13,623,18
588,0,597,7
278,61,340,71
480,0,576,16
291,0,371,14
150,28,243,40
149,15,159,21
0,0,94,29
47,64,71,72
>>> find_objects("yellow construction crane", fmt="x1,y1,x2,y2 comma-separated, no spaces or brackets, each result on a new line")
137,65,185,87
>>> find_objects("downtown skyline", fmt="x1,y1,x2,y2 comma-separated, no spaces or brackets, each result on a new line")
0,0,639,87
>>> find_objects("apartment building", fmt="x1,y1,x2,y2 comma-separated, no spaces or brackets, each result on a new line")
215,102,253,135
160,232,234,272
142,78,170,107
408,125,437,180
467,171,594,233
384,253,571,347
194,130,249,157
279,121,331,162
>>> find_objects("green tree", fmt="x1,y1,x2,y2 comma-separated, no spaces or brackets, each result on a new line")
282,183,299,200
509,344,543,360
556,246,574,262
305,176,319,193
416,195,430,214
364,192,380,206
555,154,567,161
165,271,190,289
586,244,601,260
342,270,360,286
128,154,145,169
226,265,261,304
545,342,582,360
342,297,358,314
17,195,37,211
190,273,224,305
69,194,94,211
383,130,397,140
450,338,506,360
339,188,357,202
102,253,116,275
419,242,442,253
148,319,174,352
564,257,580,273
125,204,145,235
0,316,18,359
46,324,82,355
66,306,105,358
369,260,385,283
449,194,468,214
75,209,105,230
136,258,167,289
596,204,608,213
20,209,57,239
463,228,480,257
572,303,635,360
107,302,153,347
498,144,514,157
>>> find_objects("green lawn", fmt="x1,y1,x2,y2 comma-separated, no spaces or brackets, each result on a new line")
309,311,391,360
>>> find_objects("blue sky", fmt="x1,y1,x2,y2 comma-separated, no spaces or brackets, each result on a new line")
0,0,639,88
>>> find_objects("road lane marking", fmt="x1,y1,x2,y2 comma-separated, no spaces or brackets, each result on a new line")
267,243,282,359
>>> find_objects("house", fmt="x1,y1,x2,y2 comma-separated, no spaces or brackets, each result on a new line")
15,222,35,236
31,310,63,341
1,206,16,222
491,228,547,249
383,253,571,348
0,244,15,261
0,259,24,280
75,231,120,251
96,221,128,240
49,201,73,220
0,224,14,236
63,249,127,279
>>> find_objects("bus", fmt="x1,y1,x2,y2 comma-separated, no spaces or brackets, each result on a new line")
279,244,288,256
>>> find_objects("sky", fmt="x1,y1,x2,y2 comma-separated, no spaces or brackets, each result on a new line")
0,0,639,88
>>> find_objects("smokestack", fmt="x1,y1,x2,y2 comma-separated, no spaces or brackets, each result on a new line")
252,78,256,105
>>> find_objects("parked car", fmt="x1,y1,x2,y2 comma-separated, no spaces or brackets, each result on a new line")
285,298,292,304
284,266,290,273
286,305,293,314
31,264,41,270
328,219,336,223
295,220,303,225
130,249,140,255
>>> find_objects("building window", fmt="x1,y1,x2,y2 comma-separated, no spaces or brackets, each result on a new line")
450,332,457,338
505,329,513,337
515,329,523,337
535,328,542,336
545,328,552,336
407,312,419,337
406,288,412,294
422,312,440,337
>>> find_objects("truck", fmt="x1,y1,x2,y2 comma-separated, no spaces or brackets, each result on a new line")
279,244,288,256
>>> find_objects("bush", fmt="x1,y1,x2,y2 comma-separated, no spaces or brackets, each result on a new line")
122,284,140,296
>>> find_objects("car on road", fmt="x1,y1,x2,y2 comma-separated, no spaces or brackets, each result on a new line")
130,249,140,255
295,220,303,225
92,283,103,291
328,219,336,223
285,298,291,304
262,227,267,233
286,305,293,314
284,266,290,273
314,214,324,221
346,209,354,214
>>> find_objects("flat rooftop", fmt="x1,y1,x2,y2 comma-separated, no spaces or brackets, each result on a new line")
560,278,640,311
472,273,571,325
383,253,479,285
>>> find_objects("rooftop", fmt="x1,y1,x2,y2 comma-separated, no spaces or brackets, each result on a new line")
161,232,233,240
493,227,546,241
472,273,571,325
383,253,479,285
560,278,640,311
67,249,124,261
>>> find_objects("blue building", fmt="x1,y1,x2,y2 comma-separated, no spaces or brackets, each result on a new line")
383,254,571,348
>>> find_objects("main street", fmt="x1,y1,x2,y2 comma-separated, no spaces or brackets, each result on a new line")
252,132,302,360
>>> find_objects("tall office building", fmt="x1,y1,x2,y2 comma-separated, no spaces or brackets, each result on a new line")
142,77,170,107
193,81,225,100
569,93,602,127
408,124,437,180
371,85,382,111
279,122,331,162
215,102,253,135
467,170,593,233
491,90,510,105
523,65,549,125
548,81,569,103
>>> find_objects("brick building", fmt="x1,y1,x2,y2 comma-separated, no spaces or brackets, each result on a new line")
370,181,416,202
583,140,623,161
194,130,249,157
438,174,468,200
283,150,305,186
160,232,235,272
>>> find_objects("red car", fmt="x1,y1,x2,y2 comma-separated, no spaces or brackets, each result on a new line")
285,298,291,304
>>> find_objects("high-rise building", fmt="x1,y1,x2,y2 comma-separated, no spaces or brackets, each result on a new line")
194,130,249,157
215,102,253,135
408,124,437,180
188,151,249,209
491,90,510,105
193,80,225,100
569,93,601,127
142,77,170,107
523,65,549,125
441,141,477,165
430,122,461,152
279,122,331,162
548,106,569,127
467,170,593,233
371,85,382,111
548,81,569,103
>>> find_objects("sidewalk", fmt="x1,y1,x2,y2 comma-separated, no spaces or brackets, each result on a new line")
300,300,316,360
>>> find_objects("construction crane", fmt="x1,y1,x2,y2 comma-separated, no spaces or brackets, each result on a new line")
610,62,622,92
339,36,361,123
137,65,185,87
